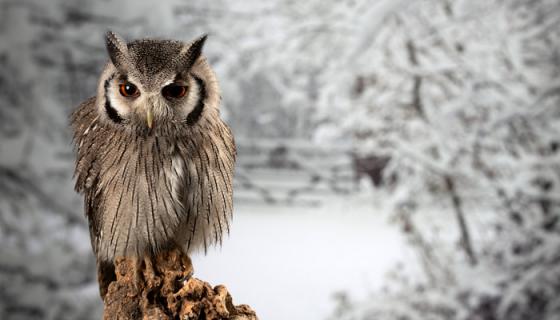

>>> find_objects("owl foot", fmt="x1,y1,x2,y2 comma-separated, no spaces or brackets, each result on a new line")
143,255,161,288
130,256,160,295
132,257,143,294
178,253,194,284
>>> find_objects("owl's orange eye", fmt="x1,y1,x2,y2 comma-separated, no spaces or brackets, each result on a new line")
162,84,187,100
119,82,140,98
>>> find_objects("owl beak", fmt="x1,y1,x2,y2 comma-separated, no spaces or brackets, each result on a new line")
146,110,153,129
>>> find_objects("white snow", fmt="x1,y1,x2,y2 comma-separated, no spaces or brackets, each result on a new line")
192,194,411,320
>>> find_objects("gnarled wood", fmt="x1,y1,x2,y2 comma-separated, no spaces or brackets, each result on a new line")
102,247,257,320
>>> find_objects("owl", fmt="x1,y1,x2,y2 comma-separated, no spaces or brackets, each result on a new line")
70,32,235,297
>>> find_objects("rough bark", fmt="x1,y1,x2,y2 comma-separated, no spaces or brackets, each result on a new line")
102,248,257,320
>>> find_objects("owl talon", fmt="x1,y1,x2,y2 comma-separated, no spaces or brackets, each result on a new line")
143,255,162,288
132,258,143,294
178,269,194,285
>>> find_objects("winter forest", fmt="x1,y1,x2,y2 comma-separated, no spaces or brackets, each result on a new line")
1,0,559,319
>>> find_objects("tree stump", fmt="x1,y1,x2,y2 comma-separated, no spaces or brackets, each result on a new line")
102,248,257,320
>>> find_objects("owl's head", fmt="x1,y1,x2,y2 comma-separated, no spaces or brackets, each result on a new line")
95,31,220,134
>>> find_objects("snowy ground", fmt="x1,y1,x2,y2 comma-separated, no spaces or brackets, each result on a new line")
192,193,412,320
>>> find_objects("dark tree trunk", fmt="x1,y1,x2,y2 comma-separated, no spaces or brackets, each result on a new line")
445,175,477,266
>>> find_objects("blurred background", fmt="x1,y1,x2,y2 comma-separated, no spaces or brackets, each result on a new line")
1,0,559,319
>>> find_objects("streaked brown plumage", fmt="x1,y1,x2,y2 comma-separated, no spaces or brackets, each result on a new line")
70,32,235,297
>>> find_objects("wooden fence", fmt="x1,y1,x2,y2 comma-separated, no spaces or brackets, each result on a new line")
233,138,356,206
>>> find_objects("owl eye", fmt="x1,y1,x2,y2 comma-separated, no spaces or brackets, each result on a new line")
119,82,140,98
162,83,187,100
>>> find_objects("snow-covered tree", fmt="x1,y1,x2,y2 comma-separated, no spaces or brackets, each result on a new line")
318,0,560,318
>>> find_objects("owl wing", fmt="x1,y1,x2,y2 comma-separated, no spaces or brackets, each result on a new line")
70,97,104,254
177,120,236,253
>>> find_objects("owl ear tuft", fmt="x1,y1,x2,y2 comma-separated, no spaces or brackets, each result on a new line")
105,31,130,73
175,34,207,72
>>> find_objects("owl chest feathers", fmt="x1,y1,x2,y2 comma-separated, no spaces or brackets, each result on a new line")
73,108,234,261
92,131,190,261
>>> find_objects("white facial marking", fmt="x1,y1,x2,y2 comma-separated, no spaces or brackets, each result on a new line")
107,84,131,117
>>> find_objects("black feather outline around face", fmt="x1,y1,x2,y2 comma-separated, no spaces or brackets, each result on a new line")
103,73,124,124
186,75,207,126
